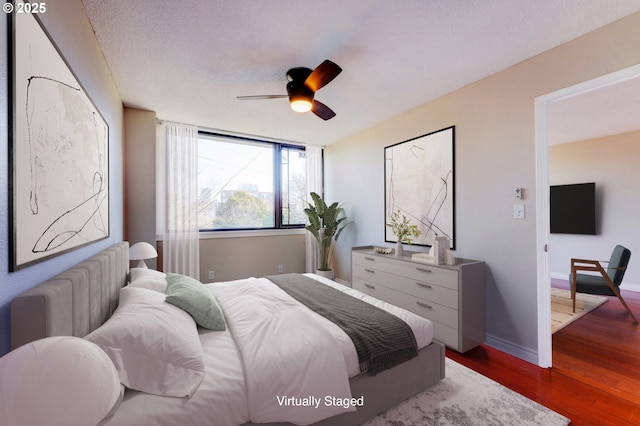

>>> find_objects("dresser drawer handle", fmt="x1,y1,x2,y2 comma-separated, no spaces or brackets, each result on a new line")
416,267,432,273
364,283,376,289
415,282,432,289
416,301,433,309
364,268,376,274
364,256,376,262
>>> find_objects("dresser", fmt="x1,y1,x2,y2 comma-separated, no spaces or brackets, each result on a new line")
351,246,486,352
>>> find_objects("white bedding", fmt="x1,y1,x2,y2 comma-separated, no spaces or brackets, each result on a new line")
103,274,434,426
214,277,354,424
103,321,249,426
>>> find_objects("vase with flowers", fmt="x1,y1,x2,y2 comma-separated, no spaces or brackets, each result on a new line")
386,210,422,257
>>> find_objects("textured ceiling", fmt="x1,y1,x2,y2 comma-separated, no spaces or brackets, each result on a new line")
82,0,640,145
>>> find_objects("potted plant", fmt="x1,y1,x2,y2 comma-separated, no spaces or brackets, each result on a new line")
304,192,352,279
386,210,422,257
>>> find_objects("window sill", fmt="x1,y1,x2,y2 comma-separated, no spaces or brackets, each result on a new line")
156,228,306,241
198,228,307,240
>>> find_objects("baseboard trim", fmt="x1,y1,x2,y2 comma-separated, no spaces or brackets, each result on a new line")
335,277,351,287
484,333,540,366
622,282,640,293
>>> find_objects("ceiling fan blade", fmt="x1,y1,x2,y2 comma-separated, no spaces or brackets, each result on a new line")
311,100,336,120
305,60,342,92
237,95,288,100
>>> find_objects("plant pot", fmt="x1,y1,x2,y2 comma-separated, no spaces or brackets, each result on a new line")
315,269,335,280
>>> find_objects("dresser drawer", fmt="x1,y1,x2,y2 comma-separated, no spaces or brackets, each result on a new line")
404,263,458,290
353,252,458,290
352,251,381,267
352,263,389,285
352,247,486,353
353,277,459,329
353,264,458,309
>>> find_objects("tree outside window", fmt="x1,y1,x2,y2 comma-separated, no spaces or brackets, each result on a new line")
198,133,306,231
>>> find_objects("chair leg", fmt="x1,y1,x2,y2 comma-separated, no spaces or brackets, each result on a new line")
571,268,577,313
602,273,639,324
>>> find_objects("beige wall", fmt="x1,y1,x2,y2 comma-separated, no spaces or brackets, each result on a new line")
124,108,158,269
156,233,306,282
325,12,640,362
549,131,640,287
198,233,306,282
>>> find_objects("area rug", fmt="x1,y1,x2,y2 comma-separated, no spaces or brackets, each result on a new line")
551,287,607,333
363,358,570,426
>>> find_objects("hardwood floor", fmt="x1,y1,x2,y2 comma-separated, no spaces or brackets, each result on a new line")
446,285,640,426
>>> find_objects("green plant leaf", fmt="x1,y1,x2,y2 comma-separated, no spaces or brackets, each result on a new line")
304,192,352,271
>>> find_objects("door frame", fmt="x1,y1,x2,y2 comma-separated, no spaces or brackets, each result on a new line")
535,64,640,368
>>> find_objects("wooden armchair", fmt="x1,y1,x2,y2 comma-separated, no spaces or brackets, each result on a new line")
570,245,637,324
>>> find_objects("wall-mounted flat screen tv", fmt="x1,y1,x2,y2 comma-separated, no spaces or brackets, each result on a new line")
550,182,596,235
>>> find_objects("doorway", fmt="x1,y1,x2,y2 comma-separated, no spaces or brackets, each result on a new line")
535,64,640,368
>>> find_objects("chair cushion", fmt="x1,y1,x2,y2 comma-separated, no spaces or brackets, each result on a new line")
570,273,616,296
607,245,631,285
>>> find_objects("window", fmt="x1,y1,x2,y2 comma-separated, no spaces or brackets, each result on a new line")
197,132,307,231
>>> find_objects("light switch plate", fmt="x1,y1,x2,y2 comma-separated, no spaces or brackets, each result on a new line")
513,204,525,219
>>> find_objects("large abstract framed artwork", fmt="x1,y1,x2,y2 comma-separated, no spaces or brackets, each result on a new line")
8,2,109,271
385,126,455,248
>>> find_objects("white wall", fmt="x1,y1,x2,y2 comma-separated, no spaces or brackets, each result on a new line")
0,2,124,356
325,12,640,362
549,131,640,288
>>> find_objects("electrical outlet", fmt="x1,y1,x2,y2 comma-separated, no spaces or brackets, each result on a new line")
208,270,215,280
277,265,283,273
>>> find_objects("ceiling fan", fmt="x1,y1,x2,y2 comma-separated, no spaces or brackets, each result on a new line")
237,59,342,120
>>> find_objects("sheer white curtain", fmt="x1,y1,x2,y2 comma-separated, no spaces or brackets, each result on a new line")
305,145,323,273
157,121,200,279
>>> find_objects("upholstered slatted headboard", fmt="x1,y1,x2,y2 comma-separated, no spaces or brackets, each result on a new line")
10,242,129,350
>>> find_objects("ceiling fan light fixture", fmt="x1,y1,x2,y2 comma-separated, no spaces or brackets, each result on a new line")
290,97,313,113
238,61,340,120
287,79,314,113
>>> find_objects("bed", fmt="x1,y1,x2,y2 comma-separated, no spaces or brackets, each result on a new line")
10,241,445,426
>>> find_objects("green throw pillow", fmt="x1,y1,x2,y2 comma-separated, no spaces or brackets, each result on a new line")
165,273,226,330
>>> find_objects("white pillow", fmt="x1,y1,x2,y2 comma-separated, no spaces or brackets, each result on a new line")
128,268,167,292
85,287,205,397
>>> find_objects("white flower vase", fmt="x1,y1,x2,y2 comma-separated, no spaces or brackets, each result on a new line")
395,240,404,257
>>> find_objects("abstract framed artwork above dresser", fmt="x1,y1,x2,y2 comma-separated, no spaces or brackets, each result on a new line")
384,126,455,249
352,246,486,352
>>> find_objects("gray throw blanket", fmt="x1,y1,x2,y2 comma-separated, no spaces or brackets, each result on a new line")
266,273,418,375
